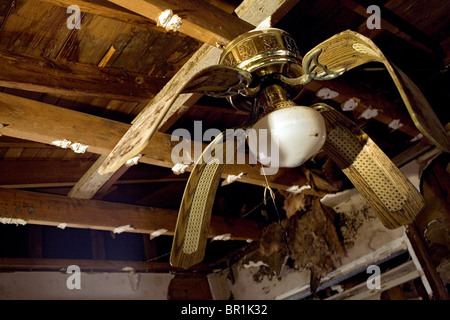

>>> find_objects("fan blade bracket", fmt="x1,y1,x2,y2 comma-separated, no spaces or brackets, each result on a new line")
303,48,346,81
182,65,259,99
278,48,346,87
315,104,425,229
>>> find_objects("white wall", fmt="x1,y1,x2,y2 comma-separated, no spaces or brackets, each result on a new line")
0,271,174,300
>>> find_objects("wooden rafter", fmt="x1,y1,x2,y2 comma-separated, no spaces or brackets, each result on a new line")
0,257,210,273
0,160,96,188
0,49,166,102
0,158,188,189
106,0,254,47
0,92,308,190
0,187,261,240
38,0,160,29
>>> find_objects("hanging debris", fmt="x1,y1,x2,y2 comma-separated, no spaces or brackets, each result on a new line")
221,173,245,186
172,162,190,175
285,197,346,291
113,224,135,234
282,192,310,219
246,195,346,292
150,228,168,240
286,185,312,194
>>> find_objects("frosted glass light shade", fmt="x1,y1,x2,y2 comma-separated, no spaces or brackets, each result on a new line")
248,106,326,168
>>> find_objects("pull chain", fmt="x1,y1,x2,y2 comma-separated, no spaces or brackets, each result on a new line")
261,167,292,256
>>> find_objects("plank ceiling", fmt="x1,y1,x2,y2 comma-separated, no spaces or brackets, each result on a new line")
0,0,449,272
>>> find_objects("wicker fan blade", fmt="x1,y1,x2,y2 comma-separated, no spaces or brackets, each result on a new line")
170,130,245,269
304,30,450,152
314,104,425,229
302,30,385,76
183,65,257,98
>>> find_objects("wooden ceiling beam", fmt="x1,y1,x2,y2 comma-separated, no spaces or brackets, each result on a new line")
0,92,308,190
0,49,166,102
106,0,255,47
0,160,189,189
0,187,261,241
38,0,161,29
0,257,211,273
0,160,96,188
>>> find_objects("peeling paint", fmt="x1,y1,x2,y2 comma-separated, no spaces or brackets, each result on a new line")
331,284,344,293
410,133,423,142
125,154,142,166
157,10,171,25
316,87,339,100
256,15,272,29
341,98,358,111
70,142,89,154
57,223,68,229
122,267,134,272
157,9,182,31
172,163,189,175
121,267,140,291
243,261,269,269
52,140,88,153
52,139,72,149
286,185,311,194
150,228,168,240
359,108,379,119
320,189,360,207
113,224,135,234
0,217,27,226
221,172,244,186
212,233,231,241
388,119,403,130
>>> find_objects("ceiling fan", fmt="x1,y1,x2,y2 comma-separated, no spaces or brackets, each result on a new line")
168,28,450,269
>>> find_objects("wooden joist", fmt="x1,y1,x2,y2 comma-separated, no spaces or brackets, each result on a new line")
0,160,96,188
0,257,211,273
0,49,166,102
38,0,161,29
0,160,188,189
0,187,261,241
0,92,308,190
106,0,254,47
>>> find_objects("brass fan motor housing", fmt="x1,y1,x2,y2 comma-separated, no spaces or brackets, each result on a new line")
219,28,305,112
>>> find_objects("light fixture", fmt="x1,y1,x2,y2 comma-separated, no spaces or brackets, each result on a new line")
249,103,326,168
218,28,327,169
